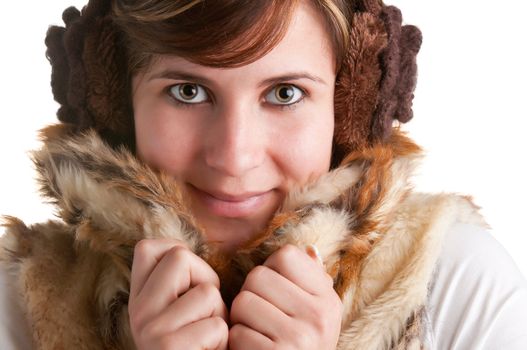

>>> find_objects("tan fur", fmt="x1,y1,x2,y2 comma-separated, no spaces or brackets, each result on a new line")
1,126,486,349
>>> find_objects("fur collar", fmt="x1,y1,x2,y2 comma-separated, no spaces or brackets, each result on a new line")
1,124,485,349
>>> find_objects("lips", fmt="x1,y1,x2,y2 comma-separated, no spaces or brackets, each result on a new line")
187,184,272,218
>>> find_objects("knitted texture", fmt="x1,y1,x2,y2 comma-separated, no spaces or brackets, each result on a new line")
46,0,134,150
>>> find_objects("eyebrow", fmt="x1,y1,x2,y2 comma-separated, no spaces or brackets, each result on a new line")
258,72,327,87
148,70,328,87
149,70,214,86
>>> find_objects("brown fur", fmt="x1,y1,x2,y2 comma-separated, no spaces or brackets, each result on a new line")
334,11,387,154
329,132,422,301
394,308,426,350
1,126,486,349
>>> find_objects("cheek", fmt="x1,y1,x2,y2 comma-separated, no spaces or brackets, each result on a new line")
134,102,197,176
276,109,334,186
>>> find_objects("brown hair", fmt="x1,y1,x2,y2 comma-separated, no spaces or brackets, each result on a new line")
111,0,351,73
45,0,421,165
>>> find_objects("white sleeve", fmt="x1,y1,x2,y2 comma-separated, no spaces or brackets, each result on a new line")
0,263,33,350
426,222,527,350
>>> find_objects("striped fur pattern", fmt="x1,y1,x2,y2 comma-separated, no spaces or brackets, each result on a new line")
0,124,486,349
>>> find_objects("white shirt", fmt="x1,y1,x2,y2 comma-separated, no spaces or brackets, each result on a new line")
425,222,527,349
1,222,527,349
0,264,32,350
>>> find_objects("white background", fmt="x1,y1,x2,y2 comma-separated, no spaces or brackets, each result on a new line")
1,1,526,276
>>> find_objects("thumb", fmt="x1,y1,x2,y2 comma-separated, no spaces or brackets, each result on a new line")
305,244,324,267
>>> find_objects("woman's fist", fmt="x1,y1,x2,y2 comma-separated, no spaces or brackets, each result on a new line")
229,244,343,350
128,239,229,350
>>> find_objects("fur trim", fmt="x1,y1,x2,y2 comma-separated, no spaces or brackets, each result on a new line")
1,125,486,349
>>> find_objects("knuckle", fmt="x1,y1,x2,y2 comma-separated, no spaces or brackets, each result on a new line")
129,317,141,339
231,290,254,312
210,315,228,332
286,325,310,348
244,265,267,288
314,308,327,324
280,244,300,258
312,314,331,334
323,290,343,317
133,239,187,260
239,290,255,304
196,282,221,302
306,303,325,326
128,306,148,336
132,317,164,347
156,334,177,350
206,317,229,346
324,271,335,286
229,323,244,340
331,292,343,310
304,301,341,340
165,245,191,267
139,319,162,341
298,335,313,349
302,301,334,332
212,273,221,289
133,239,155,258
164,247,192,295
274,244,300,265
206,268,221,289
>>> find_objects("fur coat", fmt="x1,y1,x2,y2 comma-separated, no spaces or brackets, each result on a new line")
0,124,486,349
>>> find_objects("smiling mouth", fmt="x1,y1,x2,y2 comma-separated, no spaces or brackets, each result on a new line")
188,184,272,218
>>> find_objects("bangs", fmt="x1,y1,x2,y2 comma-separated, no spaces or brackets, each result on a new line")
113,0,300,69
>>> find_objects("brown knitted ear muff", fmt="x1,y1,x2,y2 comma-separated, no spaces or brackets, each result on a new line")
46,0,134,151
332,0,422,165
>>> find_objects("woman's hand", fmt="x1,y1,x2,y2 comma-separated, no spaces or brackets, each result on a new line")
229,244,343,350
128,239,229,350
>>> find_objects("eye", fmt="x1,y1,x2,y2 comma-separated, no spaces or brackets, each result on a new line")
265,84,304,106
169,83,209,104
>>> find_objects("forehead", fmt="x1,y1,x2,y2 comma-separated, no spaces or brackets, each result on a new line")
266,1,335,69
120,0,347,78
142,2,336,81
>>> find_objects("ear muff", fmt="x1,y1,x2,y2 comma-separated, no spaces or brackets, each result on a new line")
371,6,422,141
45,0,134,151
332,1,422,166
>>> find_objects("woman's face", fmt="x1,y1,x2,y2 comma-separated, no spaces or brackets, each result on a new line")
132,2,336,251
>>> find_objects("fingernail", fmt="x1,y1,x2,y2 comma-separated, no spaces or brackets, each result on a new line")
306,244,323,266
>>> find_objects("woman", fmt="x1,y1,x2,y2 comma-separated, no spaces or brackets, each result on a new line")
1,0,526,349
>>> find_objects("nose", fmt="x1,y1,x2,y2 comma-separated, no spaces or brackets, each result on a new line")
204,102,265,177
